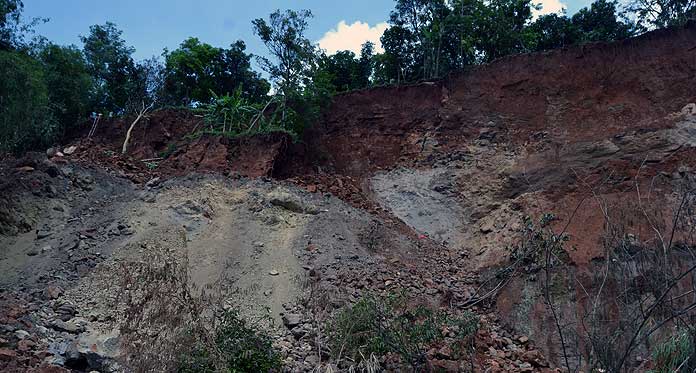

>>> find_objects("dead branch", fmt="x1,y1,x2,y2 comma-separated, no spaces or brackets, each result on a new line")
248,97,276,131
122,101,154,155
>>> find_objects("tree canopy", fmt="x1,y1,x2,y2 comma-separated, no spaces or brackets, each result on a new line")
162,38,269,105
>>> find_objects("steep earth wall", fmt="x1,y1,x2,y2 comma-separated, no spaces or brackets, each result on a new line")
286,22,696,368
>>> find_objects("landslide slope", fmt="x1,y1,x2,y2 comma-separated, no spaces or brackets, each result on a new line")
1,23,695,373
285,22,696,369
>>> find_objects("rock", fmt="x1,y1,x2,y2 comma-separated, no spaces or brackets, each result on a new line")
141,193,156,203
37,230,53,239
174,200,206,216
45,164,60,177
282,314,302,328
42,245,53,253
27,248,40,256
56,303,76,321
119,226,135,236
430,359,460,372
579,139,620,158
17,339,35,351
63,146,77,155
488,347,498,357
14,329,30,339
268,191,319,215
50,320,84,334
47,147,58,157
518,361,533,370
435,345,452,359
269,270,280,276
522,350,547,367
0,348,17,360
518,336,528,344
290,326,306,339
16,166,35,172
46,285,64,299
145,177,161,188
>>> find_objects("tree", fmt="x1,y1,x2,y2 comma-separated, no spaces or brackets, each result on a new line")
475,0,536,62
36,43,93,137
387,0,448,80
137,56,165,106
529,14,580,51
252,9,320,131
314,42,375,93
162,38,269,105
376,25,419,84
628,0,696,30
317,50,358,92
0,0,21,50
449,0,487,67
1,0,47,51
572,0,634,42
356,42,375,88
0,49,54,153
252,9,316,98
379,0,538,80
81,22,145,113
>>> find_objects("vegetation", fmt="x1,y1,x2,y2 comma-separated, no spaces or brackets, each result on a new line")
373,0,637,83
0,49,55,152
649,328,695,373
80,22,146,114
504,178,696,372
252,9,332,135
162,38,269,105
329,292,478,369
0,0,693,152
178,309,282,373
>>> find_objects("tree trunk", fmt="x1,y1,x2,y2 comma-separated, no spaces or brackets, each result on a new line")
122,102,154,155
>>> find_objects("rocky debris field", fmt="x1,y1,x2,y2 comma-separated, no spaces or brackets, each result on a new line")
0,149,551,372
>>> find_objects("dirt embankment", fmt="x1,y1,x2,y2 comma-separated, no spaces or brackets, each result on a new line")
283,22,696,369
73,109,291,181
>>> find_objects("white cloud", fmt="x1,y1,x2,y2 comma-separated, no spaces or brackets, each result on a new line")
532,0,567,18
317,20,389,55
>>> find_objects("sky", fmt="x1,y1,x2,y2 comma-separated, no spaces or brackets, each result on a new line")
24,0,594,63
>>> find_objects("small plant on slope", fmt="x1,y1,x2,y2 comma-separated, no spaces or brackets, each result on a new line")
328,292,478,370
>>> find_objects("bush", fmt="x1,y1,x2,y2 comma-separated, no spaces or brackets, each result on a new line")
178,309,282,373
328,293,478,369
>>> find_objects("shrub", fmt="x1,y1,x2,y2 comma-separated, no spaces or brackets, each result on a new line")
178,309,282,373
198,87,298,141
328,293,478,369
201,87,258,134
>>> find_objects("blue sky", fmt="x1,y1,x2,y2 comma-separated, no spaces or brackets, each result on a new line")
24,0,593,62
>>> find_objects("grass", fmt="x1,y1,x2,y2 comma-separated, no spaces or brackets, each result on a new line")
649,329,695,373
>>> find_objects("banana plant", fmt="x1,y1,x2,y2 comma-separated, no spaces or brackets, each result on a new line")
202,86,258,134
